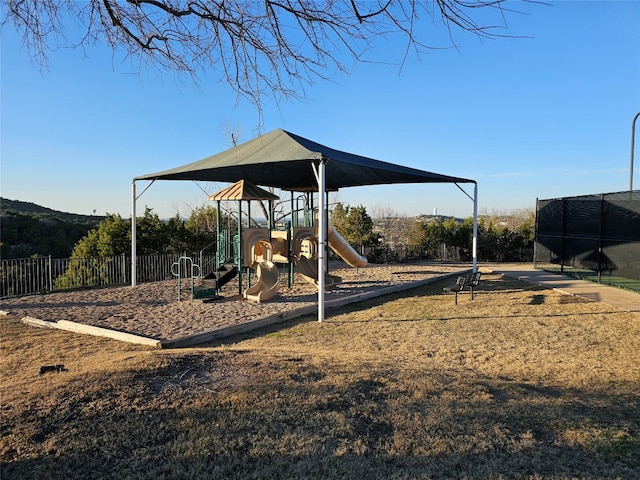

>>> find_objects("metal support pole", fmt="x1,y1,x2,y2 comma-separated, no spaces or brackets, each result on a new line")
131,181,137,287
216,200,222,270
287,221,292,288
313,159,327,323
631,112,640,191
238,200,243,295
290,191,295,286
453,181,479,272
472,183,478,273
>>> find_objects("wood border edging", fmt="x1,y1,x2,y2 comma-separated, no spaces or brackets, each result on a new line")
21,316,162,348
161,271,464,348
19,270,467,349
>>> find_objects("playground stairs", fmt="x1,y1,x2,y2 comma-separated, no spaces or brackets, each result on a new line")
193,265,238,302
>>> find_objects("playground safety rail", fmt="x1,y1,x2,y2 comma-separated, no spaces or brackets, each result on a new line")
171,256,201,301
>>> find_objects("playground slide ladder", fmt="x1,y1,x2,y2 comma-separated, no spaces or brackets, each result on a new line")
171,255,238,302
198,233,238,298
197,264,238,300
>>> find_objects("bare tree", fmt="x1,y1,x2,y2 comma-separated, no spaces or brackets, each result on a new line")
3,0,533,111
221,121,244,147
479,206,535,230
371,204,411,247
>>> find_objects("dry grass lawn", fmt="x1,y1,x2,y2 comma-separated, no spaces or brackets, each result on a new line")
1,273,639,479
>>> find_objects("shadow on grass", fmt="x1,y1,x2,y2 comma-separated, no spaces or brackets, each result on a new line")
4,352,639,479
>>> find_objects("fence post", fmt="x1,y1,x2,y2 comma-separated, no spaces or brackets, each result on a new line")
533,198,539,268
121,253,126,285
560,198,566,273
598,194,605,283
47,255,53,293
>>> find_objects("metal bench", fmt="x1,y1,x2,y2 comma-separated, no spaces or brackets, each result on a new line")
444,271,482,304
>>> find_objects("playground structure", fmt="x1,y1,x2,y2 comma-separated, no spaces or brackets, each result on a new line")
134,128,478,322
174,180,367,303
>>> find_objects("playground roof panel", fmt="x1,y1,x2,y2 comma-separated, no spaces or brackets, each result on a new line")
208,180,279,202
135,129,474,190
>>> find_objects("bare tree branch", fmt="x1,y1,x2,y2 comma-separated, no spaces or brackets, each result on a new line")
3,0,538,110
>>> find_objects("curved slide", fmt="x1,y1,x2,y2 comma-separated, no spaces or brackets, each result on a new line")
244,260,279,303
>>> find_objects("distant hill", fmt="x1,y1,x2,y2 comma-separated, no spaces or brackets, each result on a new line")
1,198,106,259
0,198,105,223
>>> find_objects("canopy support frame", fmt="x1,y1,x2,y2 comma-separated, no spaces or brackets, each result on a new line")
312,158,328,322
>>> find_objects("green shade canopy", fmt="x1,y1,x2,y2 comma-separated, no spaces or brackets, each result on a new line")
135,128,474,191
131,128,479,303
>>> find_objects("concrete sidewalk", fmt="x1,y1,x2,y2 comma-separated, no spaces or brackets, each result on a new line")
486,264,640,313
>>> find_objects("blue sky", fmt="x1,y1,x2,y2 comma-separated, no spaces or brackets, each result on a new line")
2,1,639,220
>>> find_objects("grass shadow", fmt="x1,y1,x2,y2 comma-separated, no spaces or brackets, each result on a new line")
4,356,638,479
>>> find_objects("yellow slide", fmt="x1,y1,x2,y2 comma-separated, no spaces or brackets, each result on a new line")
293,224,366,287
327,225,368,268
243,260,279,303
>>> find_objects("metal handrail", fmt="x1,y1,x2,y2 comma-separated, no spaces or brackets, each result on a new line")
170,256,201,301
